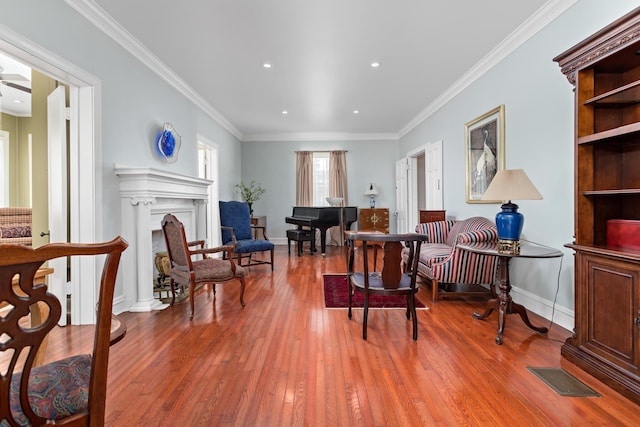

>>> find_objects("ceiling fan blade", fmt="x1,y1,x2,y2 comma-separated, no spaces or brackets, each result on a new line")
0,73,29,82
1,81,31,93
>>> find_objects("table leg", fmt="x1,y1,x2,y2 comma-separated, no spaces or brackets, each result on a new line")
472,255,549,344
510,301,549,334
346,240,355,273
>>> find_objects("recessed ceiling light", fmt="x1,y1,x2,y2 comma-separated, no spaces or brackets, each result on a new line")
370,62,380,68
13,99,23,104
281,110,288,115
263,62,272,69
353,110,359,114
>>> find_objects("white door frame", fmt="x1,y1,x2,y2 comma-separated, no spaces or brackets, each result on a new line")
0,27,103,324
197,135,221,248
403,142,444,229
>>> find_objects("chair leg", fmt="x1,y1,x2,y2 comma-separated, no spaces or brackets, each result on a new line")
409,294,418,340
238,276,246,307
270,249,274,271
189,281,195,320
431,278,439,303
170,278,176,306
363,293,369,340
406,293,411,320
287,239,292,254
348,282,353,319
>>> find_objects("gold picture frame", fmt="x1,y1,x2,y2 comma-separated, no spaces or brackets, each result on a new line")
465,105,505,203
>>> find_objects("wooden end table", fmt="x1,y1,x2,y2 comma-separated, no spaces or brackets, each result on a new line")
457,241,563,345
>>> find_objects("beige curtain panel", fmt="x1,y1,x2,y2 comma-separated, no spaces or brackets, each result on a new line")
329,150,348,246
296,151,313,206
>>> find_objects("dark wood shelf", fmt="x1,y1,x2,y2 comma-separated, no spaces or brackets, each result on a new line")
584,79,640,105
577,121,640,144
583,188,640,196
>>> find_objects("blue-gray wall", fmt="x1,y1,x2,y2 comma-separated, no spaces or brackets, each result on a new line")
240,139,398,240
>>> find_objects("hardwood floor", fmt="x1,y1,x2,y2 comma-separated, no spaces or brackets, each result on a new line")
44,245,639,426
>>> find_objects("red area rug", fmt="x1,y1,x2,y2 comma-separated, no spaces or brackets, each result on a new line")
323,274,427,309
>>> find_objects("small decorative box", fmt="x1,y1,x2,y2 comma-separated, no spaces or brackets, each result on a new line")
606,219,640,250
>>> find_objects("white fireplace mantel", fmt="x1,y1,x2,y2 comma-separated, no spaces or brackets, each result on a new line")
115,165,212,312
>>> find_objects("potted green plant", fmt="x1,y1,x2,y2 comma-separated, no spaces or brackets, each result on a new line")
235,181,265,216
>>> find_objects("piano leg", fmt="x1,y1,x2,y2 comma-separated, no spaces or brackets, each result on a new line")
320,228,328,256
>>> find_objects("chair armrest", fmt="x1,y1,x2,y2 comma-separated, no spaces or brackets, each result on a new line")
220,226,238,245
414,220,454,243
251,225,269,240
187,240,205,249
190,245,234,258
109,314,127,346
453,227,498,245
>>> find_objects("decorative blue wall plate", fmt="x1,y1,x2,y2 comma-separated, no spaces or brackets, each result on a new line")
156,122,181,163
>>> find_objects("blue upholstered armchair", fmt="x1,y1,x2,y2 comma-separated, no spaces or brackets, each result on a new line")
219,201,274,270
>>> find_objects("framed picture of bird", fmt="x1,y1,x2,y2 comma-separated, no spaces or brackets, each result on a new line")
464,105,505,203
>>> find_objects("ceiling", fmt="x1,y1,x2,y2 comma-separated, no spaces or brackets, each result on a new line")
0,52,31,117
5,1,557,139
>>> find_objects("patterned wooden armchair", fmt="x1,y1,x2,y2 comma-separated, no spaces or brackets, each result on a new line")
403,216,499,302
162,214,246,320
0,236,128,426
219,201,274,270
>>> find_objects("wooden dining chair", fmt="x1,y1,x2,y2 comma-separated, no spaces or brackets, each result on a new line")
0,236,128,426
346,232,427,340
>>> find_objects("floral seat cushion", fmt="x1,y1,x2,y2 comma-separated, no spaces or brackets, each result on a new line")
5,354,91,426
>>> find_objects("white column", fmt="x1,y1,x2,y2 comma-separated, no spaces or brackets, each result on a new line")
195,199,208,244
129,196,169,312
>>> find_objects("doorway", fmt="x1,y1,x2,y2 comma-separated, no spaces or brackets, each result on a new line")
0,31,102,325
396,141,443,233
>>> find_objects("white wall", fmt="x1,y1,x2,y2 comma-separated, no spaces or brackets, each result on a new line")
240,139,398,241
399,0,640,328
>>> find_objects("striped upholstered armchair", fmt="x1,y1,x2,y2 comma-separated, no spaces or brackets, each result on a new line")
403,216,499,302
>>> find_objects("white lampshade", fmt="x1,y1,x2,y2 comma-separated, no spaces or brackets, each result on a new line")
482,169,542,202
364,183,378,196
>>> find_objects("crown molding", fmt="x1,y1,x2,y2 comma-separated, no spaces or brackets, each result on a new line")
241,132,399,142
398,0,577,138
65,0,243,140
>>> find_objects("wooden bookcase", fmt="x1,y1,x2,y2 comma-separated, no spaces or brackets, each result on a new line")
554,7,640,404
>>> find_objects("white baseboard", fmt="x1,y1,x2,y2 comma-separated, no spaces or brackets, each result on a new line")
510,285,574,333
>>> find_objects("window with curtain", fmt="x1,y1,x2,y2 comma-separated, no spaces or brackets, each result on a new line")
296,151,348,207
295,150,349,246
312,152,330,206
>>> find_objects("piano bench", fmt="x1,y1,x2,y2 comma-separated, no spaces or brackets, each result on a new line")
287,229,315,256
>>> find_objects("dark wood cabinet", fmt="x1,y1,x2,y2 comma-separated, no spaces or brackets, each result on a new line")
554,7,640,404
419,210,446,223
359,208,389,233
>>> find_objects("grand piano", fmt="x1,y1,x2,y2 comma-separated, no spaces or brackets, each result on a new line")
285,206,358,255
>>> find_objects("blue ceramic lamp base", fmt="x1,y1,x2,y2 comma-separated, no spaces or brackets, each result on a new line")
495,201,523,254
